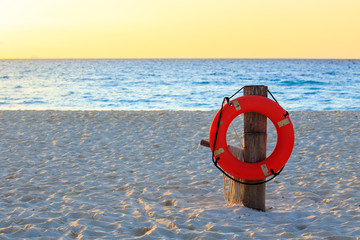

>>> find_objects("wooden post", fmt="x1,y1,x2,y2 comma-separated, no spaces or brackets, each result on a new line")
240,85,267,211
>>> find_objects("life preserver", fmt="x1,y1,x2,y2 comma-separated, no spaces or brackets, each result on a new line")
209,95,294,181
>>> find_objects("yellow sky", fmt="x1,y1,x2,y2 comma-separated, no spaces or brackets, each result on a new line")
1,0,359,59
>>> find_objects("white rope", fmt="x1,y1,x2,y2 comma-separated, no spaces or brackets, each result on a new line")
230,122,243,149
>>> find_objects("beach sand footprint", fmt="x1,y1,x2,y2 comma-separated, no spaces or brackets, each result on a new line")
134,225,157,236
164,199,177,207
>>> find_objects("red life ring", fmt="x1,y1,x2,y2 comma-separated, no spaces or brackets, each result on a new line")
209,95,294,181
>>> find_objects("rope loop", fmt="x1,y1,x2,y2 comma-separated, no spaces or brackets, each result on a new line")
283,111,289,118
224,97,231,106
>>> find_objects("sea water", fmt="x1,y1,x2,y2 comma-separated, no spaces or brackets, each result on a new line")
0,59,359,111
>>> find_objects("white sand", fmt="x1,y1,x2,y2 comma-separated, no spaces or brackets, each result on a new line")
0,110,359,239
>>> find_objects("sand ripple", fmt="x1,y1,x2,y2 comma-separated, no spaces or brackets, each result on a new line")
0,111,359,239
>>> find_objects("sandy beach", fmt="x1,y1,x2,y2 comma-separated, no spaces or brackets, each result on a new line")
0,110,359,239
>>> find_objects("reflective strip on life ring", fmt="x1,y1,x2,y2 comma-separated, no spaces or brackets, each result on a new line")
209,95,294,181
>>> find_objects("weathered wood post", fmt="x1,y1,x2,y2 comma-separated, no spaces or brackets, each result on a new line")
200,85,268,210
240,85,267,211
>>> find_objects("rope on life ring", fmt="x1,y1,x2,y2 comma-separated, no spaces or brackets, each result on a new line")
209,95,294,182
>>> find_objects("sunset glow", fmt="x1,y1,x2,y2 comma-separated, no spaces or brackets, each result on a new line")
1,0,359,59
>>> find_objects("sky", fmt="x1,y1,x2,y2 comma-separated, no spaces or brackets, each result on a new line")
1,0,359,59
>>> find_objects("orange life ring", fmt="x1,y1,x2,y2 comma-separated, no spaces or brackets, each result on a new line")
209,95,294,181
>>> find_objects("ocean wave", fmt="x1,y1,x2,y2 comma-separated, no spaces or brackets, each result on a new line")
208,72,227,76
22,100,46,105
303,92,319,96
192,81,211,85
0,59,359,111
280,80,327,86
61,91,75,97
323,71,337,75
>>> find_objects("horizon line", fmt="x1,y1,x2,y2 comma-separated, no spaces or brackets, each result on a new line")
1,57,360,60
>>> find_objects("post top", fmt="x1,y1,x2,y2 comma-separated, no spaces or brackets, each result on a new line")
244,85,268,97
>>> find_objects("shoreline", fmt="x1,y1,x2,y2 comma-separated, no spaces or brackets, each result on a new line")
0,109,359,111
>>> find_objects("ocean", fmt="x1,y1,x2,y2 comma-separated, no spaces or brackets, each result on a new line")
0,59,359,111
